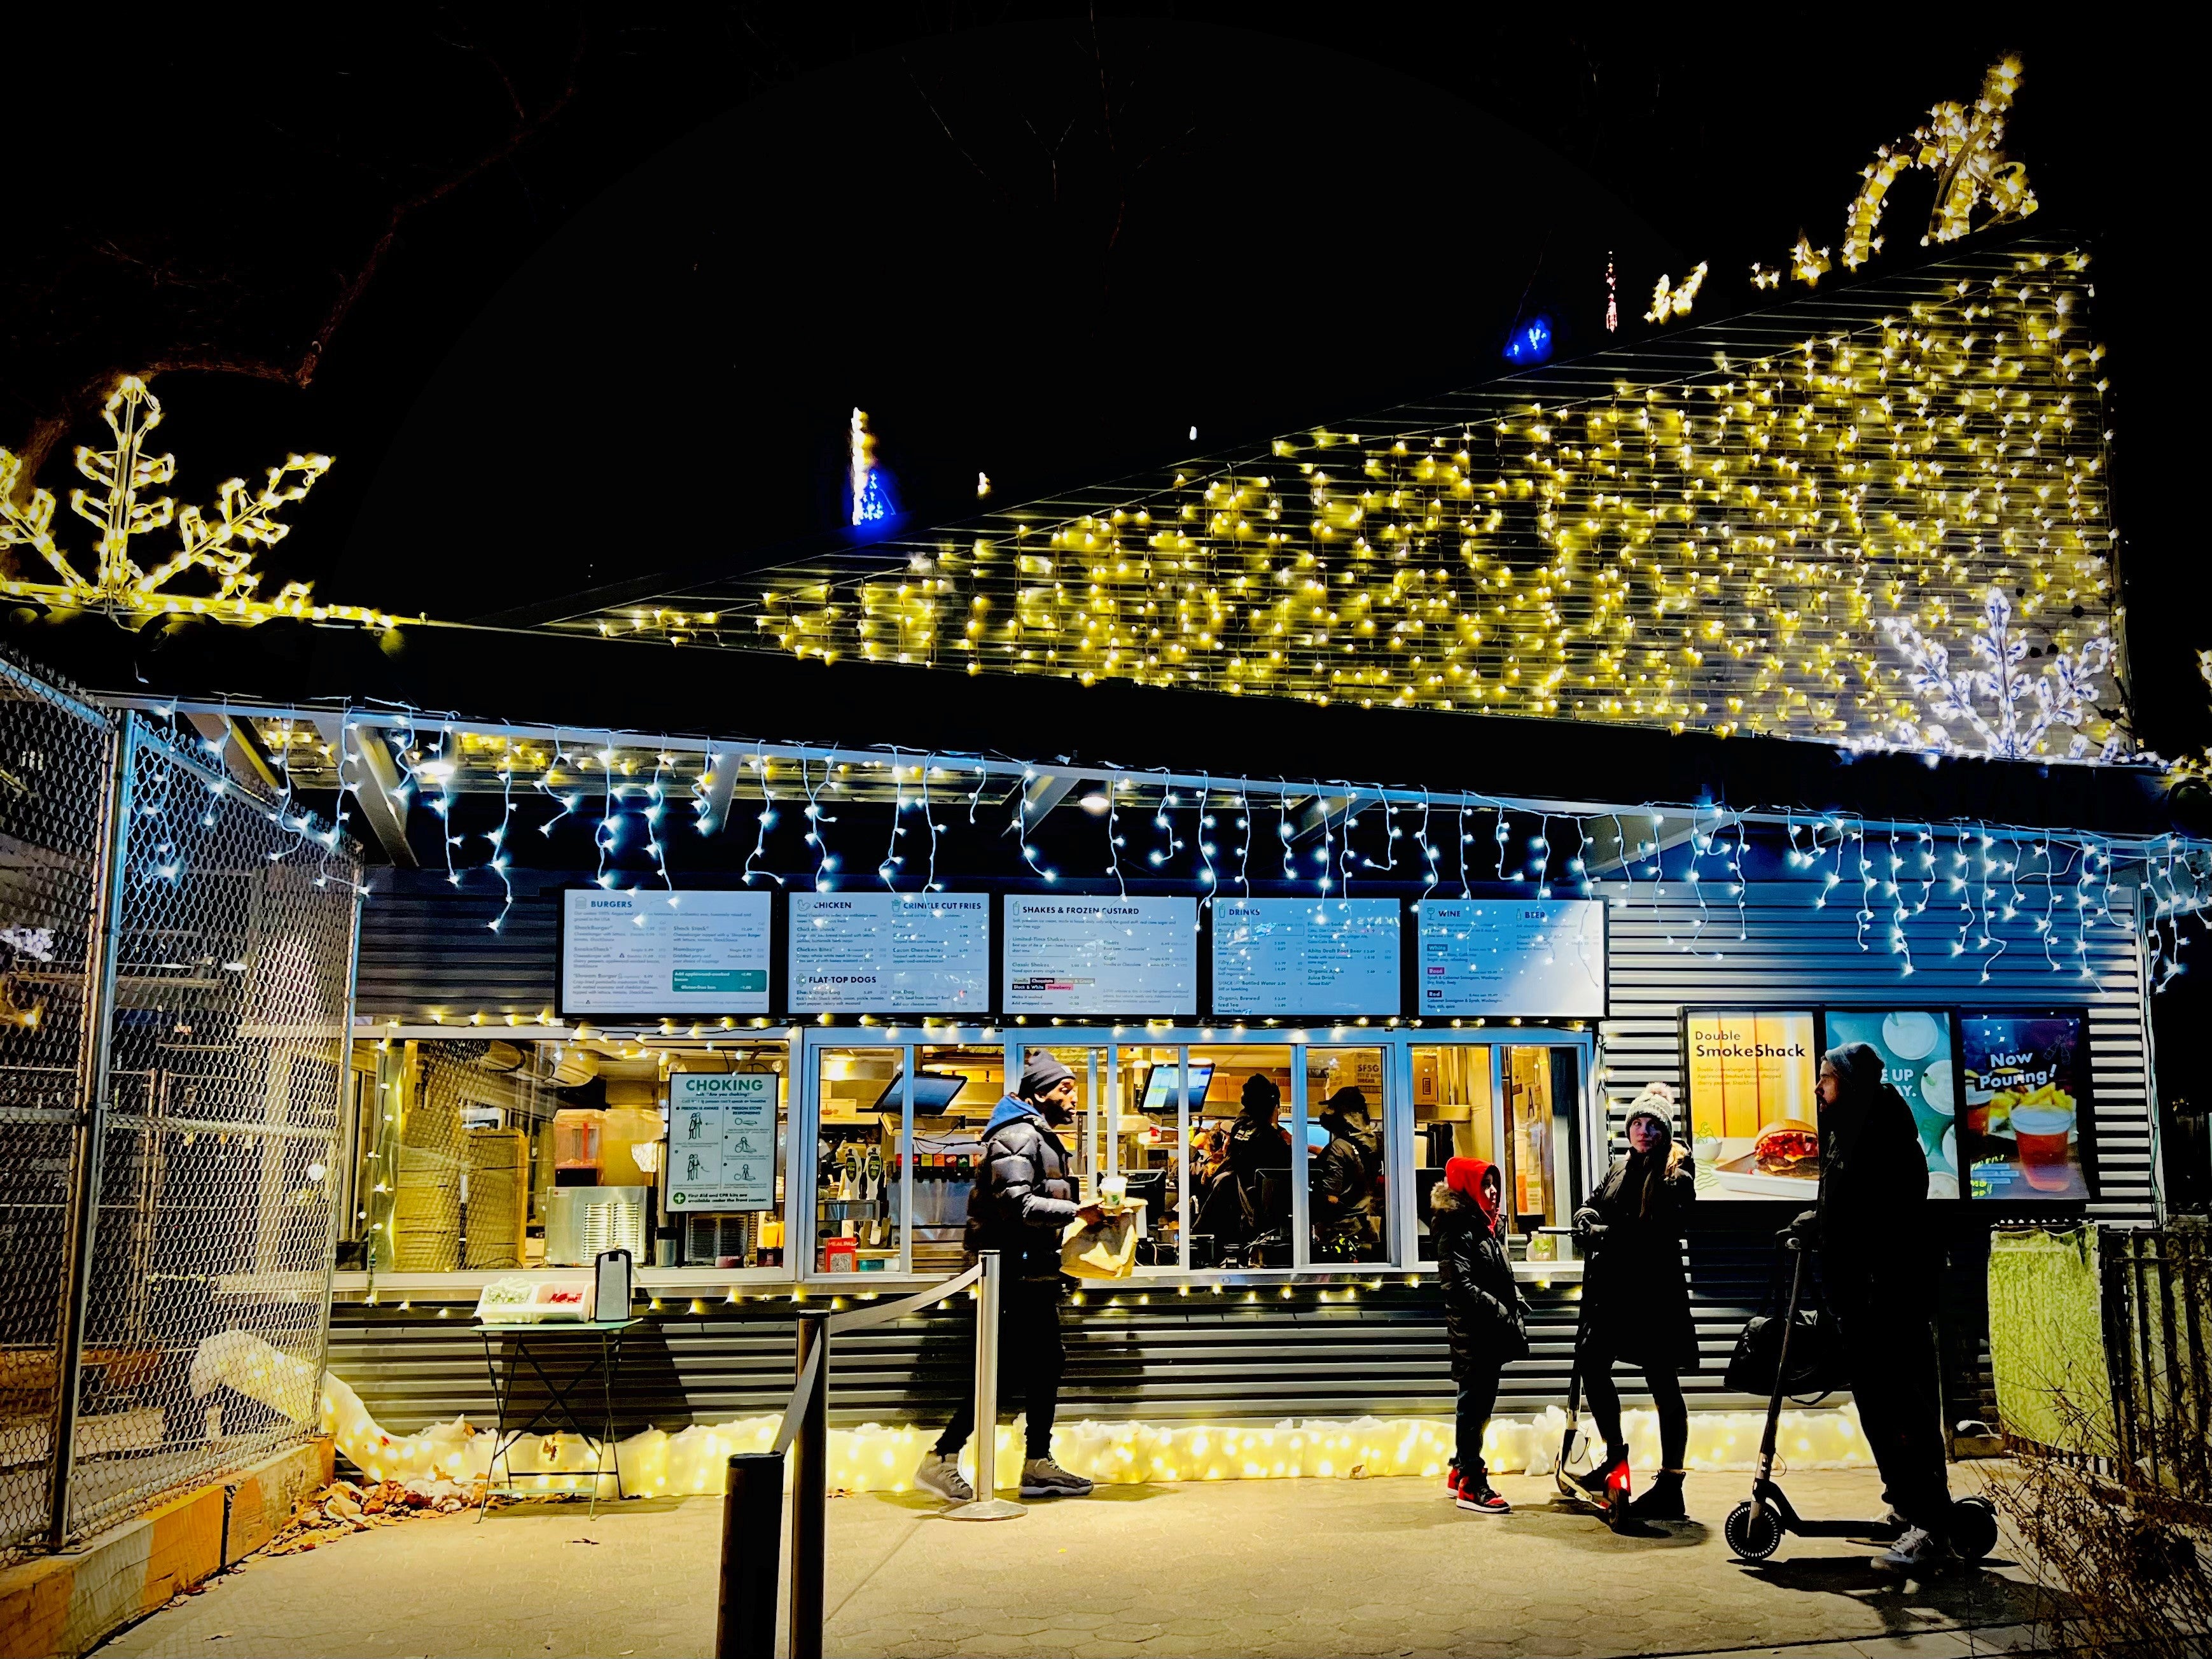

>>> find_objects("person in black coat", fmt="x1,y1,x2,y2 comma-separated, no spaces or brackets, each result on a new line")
1196,1074,1292,1258
1434,1155,1527,1514
1802,1041,1956,1572
915,1051,1105,1505
1313,1087,1382,1261
1571,1082,1699,1520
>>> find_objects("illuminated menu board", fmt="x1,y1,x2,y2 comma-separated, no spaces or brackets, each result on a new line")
1416,899,1606,1016
561,890,770,1015
790,893,990,1012
1212,898,1400,1017
1002,896,1197,1016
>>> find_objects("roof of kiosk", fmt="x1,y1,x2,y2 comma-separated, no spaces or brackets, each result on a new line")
519,227,2128,767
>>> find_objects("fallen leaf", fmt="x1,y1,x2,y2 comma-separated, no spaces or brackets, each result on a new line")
207,1635,232,1643
570,1536,600,1545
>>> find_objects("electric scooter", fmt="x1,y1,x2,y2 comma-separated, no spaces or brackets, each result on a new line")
1723,1230,1999,1564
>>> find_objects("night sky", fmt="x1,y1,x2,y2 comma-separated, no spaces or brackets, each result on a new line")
3,10,2188,741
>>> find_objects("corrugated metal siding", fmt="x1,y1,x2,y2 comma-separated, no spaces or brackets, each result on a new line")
328,1275,1796,1436
356,871,559,1021
328,874,2154,1432
1595,880,2153,1224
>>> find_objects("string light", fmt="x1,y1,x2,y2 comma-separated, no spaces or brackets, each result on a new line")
0,377,394,627
573,241,2120,767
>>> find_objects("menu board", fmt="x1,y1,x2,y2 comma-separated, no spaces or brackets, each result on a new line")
1960,1012,2093,1201
789,893,989,1012
561,890,770,1015
1823,1009,1961,1199
667,1072,779,1211
1416,899,1605,1016
1683,1011,1821,1200
1002,896,1197,1016
1213,898,1400,1017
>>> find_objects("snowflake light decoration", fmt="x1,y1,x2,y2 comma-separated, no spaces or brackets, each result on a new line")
0,376,387,626
1882,587,2118,760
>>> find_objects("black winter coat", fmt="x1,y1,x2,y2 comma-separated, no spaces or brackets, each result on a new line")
965,1098,1078,1284
1433,1188,1528,1376
1814,1043,1931,1316
1576,1146,1700,1373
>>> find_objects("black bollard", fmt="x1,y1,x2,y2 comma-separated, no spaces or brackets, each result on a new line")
715,1452,784,1659
790,1310,830,1659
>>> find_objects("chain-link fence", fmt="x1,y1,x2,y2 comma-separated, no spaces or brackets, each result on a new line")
0,647,362,1556
0,651,115,1555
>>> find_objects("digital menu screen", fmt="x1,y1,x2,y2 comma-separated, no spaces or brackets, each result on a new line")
1959,1012,2093,1201
1001,896,1198,1016
1416,899,1606,1017
1683,1011,1820,1201
1822,1009,1961,1200
789,892,990,1012
1212,897,1400,1017
560,889,771,1016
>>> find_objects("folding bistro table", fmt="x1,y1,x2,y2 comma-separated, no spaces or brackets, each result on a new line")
476,1319,641,1518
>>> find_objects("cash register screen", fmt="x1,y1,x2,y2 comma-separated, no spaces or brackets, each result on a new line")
1138,1061,1214,1113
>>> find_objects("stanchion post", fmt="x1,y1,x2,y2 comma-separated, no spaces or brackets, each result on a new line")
790,1309,830,1659
716,1452,783,1659
945,1250,1024,1521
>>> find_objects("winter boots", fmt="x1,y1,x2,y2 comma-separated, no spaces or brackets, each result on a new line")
1625,1468,1688,1521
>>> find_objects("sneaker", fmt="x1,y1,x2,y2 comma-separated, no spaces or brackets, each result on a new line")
1875,1525,1959,1574
1019,1456,1094,1498
1444,1465,1466,1499
912,1452,973,1504
1456,1480,1510,1515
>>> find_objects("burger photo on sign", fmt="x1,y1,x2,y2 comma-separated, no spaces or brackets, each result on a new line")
1685,1011,1823,1199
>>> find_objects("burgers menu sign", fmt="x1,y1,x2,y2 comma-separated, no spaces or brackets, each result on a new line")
1682,1011,1819,1200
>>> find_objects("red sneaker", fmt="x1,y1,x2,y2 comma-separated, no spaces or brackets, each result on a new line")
1456,1481,1510,1515
1444,1466,1465,1499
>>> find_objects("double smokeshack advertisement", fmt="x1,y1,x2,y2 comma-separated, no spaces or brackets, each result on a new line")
1682,1009,2092,1204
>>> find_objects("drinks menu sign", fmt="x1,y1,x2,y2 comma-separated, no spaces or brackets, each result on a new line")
1003,897,1197,1016
1823,1009,1961,1200
789,893,989,1012
1213,898,1400,1017
561,890,770,1016
1683,1011,1820,1201
1959,1012,2092,1200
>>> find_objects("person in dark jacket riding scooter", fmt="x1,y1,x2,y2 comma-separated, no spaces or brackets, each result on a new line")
1434,1156,1528,1515
1571,1082,1699,1521
914,1052,1104,1504
1800,1041,1956,1573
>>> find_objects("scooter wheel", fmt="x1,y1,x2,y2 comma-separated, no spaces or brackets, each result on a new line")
1725,1501,1783,1562
1950,1495,1999,1562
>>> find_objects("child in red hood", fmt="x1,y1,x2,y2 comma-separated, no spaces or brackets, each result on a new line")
1433,1156,1529,1513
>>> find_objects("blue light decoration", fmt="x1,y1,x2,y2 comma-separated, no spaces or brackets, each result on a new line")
854,466,897,527
1503,316,1554,366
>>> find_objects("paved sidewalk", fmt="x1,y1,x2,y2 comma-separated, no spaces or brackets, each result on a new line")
97,1469,2055,1658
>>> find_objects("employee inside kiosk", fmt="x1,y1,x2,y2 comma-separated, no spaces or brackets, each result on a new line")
338,1026,1596,1287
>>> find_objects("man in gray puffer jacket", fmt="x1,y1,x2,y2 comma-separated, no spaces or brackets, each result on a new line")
914,1051,1103,1502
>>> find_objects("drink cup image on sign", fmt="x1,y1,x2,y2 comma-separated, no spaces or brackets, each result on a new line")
1959,1012,2090,1201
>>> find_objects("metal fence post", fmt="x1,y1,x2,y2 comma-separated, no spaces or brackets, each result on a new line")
717,1450,784,1659
789,1309,829,1659
945,1250,1024,1521
45,717,136,1548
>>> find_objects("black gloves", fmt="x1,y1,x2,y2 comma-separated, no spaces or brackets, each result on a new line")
1571,1207,1606,1243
